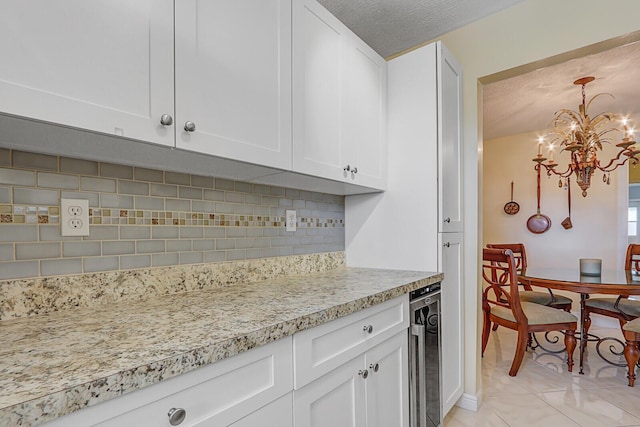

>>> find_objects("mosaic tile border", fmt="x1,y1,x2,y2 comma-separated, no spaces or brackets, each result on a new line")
0,204,344,228
0,205,59,224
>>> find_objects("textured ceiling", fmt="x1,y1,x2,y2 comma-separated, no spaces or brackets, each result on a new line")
316,0,640,142
317,0,526,58
483,41,640,140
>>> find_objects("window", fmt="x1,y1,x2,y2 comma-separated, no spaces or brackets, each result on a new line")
629,207,637,236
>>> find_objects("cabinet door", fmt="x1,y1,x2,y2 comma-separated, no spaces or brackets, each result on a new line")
292,0,348,181
293,0,386,190
226,393,292,427
343,37,387,190
175,0,292,170
438,42,463,233
438,232,464,415
365,333,409,427
294,355,366,427
0,0,175,147
293,295,408,389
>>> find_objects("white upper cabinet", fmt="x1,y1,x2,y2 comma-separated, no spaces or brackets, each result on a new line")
0,0,386,193
0,0,292,169
343,37,387,189
438,43,463,233
175,0,292,170
0,0,175,147
292,0,387,190
292,0,347,180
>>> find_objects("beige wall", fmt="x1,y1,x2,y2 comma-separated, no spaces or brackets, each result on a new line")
429,0,640,408
484,131,626,270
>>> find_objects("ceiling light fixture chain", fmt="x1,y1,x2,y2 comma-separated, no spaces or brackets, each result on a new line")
533,76,640,197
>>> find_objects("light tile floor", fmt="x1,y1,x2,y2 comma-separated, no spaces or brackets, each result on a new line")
445,325,640,427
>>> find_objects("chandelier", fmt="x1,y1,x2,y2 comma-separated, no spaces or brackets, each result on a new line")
533,76,640,197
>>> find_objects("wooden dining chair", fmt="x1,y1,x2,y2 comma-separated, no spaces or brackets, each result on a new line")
623,317,640,387
584,244,640,335
481,248,578,376
486,243,573,312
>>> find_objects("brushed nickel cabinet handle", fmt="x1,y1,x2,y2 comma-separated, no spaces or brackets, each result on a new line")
184,121,196,132
168,407,186,425
160,114,173,126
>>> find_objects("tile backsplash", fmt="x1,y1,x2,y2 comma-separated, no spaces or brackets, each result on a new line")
0,149,345,280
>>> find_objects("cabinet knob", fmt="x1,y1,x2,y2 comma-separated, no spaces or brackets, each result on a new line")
343,165,351,172
443,242,451,248
358,369,369,379
184,121,196,132
363,324,373,334
369,362,380,372
160,114,174,126
444,217,451,223
352,166,358,174
168,408,186,425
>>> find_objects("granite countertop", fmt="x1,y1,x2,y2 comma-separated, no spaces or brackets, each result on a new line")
0,266,441,426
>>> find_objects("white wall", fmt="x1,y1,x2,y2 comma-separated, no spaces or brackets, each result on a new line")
428,0,640,405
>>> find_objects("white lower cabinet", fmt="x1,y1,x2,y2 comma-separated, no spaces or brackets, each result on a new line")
439,233,464,415
43,297,410,427
229,393,293,427
293,295,409,427
294,353,367,427
365,333,409,427
293,332,408,427
43,337,293,427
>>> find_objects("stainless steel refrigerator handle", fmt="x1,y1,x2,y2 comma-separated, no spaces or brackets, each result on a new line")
411,323,427,427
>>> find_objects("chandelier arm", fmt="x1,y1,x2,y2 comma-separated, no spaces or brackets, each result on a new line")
599,151,639,172
539,163,572,177
598,147,633,170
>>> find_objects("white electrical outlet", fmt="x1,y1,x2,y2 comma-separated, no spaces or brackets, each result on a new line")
61,199,90,236
286,210,296,232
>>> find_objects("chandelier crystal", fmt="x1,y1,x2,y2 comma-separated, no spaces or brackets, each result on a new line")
533,76,640,197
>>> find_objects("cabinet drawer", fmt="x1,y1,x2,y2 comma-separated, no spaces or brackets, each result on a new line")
294,295,408,388
44,337,293,427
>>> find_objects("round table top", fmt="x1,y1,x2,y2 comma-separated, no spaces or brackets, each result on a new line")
518,268,640,295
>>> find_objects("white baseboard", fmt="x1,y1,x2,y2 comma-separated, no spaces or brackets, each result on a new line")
455,391,482,412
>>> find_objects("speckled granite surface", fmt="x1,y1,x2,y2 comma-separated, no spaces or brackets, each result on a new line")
0,259,441,426
0,252,345,320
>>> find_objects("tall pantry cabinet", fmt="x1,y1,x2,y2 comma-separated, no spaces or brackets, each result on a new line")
345,41,464,416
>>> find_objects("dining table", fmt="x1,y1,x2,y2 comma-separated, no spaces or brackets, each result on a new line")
518,267,640,374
